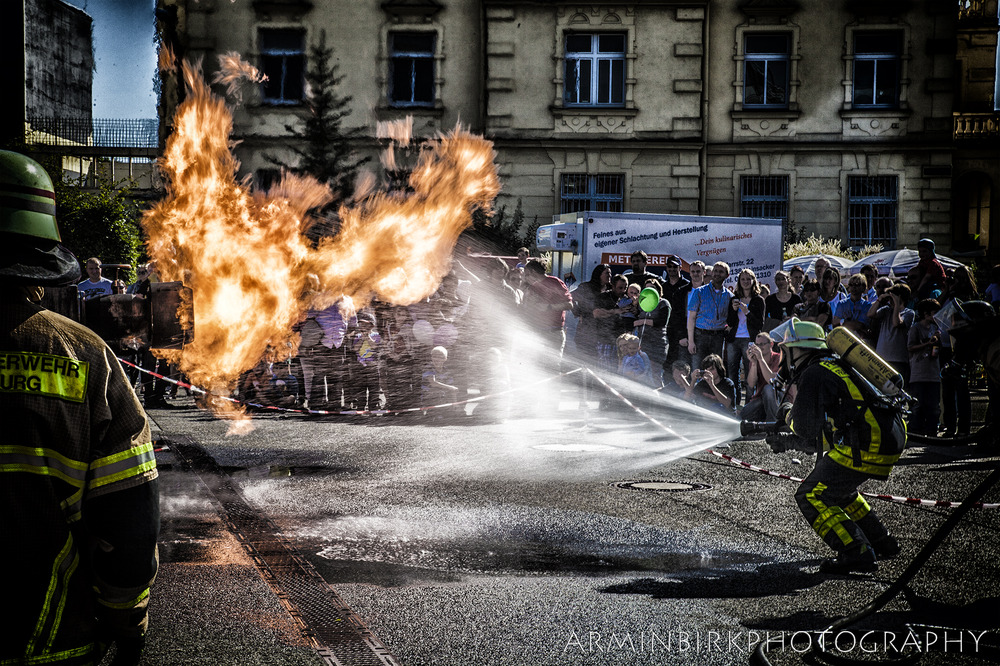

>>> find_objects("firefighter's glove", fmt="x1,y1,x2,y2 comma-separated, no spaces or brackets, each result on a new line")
777,402,793,428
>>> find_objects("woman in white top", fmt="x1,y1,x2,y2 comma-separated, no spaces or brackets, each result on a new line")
819,267,843,316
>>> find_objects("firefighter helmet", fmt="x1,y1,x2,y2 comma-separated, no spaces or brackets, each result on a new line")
0,150,80,286
770,317,828,350
0,149,61,241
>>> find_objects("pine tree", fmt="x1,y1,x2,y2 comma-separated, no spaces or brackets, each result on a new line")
269,31,369,235
521,214,543,254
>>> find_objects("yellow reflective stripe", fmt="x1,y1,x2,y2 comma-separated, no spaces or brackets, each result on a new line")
0,447,86,523
806,483,854,547
44,551,80,654
97,587,149,610
0,445,88,488
88,442,156,490
28,534,75,656
0,351,89,403
844,494,871,522
864,410,882,455
821,360,889,456
0,644,95,665
0,446,87,471
828,446,898,476
63,486,84,524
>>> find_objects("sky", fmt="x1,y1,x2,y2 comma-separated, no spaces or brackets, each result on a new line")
62,0,158,119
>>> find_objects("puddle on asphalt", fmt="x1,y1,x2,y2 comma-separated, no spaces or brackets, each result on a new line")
310,538,768,584
223,464,355,479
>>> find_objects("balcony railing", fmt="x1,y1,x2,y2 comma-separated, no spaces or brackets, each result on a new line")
954,112,1000,140
958,0,999,22
24,118,162,192
26,118,158,149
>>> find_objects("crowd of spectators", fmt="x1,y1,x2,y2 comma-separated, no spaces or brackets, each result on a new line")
92,240,997,433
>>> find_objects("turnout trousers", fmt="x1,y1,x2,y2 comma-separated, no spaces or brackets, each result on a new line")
794,453,891,554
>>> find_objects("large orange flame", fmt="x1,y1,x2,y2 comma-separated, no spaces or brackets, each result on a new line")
143,59,500,406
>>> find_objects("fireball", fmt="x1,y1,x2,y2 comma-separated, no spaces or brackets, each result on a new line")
144,56,500,412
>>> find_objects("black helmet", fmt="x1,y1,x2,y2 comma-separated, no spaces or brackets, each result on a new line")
0,150,80,285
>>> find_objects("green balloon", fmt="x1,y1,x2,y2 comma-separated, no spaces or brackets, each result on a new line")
638,287,660,312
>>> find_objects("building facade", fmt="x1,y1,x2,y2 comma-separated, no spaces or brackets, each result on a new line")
24,0,93,124
954,0,1000,261
157,0,999,262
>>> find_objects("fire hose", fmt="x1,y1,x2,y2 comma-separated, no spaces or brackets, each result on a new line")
750,466,1000,666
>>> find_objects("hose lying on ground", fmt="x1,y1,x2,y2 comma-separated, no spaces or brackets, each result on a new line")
751,466,1000,666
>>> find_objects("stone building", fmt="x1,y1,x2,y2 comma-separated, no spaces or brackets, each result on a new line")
954,0,1000,262
156,0,999,261
23,0,94,124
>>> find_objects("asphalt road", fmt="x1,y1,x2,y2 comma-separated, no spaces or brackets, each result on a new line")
142,384,1000,666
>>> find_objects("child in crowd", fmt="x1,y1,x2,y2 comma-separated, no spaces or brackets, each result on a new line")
617,332,655,387
421,345,460,417
907,299,942,435
618,283,641,334
661,360,692,397
685,353,737,415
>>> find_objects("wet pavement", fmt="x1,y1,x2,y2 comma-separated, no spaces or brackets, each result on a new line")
140,388,1000,665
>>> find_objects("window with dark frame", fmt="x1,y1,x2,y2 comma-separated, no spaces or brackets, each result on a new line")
740,176,789,221
259,29,305,105
743,34,790,108
389,32,435,107
961,173,991,250
848,176,898,249
560,174,624,213
564,33,626,107
853,31,902,108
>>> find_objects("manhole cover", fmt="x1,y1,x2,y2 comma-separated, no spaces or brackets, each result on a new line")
611,481,712,493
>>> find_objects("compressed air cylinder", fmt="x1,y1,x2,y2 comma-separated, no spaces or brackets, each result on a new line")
826,326,903,397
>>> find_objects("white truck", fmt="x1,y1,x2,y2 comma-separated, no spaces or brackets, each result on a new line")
536,211,784,290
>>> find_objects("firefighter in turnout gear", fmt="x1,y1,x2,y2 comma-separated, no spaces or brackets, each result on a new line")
0,151,159,665
774,318,904,574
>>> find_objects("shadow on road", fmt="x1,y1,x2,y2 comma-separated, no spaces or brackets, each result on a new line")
599,560,823,600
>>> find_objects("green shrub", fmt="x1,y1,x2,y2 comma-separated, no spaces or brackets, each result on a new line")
784,233,882,263
55,179,143,281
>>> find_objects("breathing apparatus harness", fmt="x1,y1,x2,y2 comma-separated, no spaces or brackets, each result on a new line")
745,320,911,441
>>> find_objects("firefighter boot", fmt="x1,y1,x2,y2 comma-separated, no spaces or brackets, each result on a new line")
869,534,901,560
819,543,878,575
855,513,900,561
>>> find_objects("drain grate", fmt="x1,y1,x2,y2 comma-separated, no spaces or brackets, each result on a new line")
167,435,397,666
611,480,713,493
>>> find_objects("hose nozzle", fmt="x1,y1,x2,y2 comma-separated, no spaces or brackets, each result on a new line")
740,420,778,437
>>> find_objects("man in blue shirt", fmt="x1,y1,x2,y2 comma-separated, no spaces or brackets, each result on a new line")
834,274,874,341
77,256,114,300
685,261,731,373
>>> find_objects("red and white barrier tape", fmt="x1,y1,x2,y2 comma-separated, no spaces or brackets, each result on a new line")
117,357,580,417
584,368,693,443
121,357,995,509
707,449,1000,510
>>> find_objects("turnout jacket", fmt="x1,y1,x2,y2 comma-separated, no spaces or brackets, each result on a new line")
1,291,159,665
789,356,906,478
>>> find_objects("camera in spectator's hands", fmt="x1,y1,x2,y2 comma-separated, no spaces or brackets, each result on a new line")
940,360,966,381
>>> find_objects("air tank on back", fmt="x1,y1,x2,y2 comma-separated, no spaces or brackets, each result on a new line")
826,326,903,397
